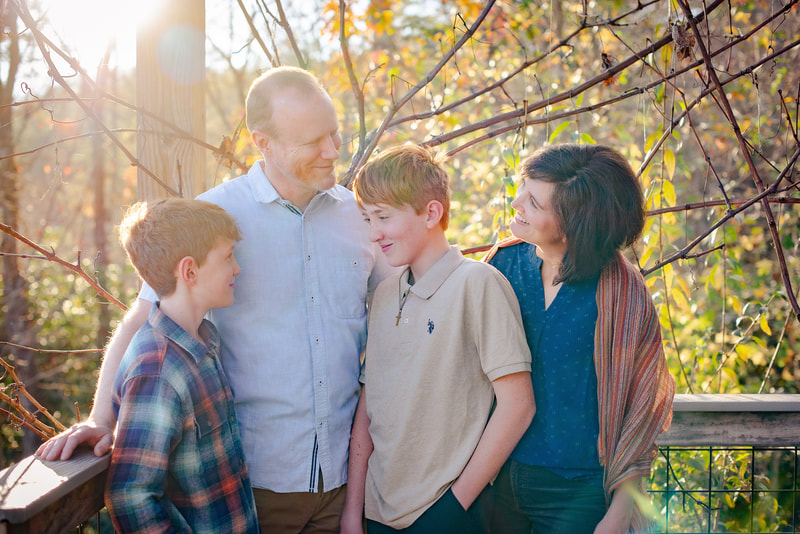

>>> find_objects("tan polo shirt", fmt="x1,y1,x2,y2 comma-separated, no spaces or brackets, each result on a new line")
362,246,532,528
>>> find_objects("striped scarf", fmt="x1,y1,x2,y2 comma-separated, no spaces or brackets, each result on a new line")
484,237,675,531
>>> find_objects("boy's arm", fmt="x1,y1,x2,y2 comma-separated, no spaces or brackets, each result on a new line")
340,388,372,534
37,298,151,460
450,371,535,509
106,374,187,533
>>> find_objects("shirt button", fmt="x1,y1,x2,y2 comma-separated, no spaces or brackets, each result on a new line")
315,338,320,344
404,318,409,324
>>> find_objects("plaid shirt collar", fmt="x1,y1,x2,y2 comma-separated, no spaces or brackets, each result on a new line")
148,302,221,364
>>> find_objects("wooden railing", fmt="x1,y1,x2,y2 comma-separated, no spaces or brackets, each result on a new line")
659,393,800,447
0,448,109,534
0,394,798,533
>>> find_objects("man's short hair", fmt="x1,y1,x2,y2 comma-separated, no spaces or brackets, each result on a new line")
245,66,327,137
118,198,241,298
353,144,451,230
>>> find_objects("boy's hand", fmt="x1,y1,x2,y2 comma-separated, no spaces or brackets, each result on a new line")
339,510,364,534
36,419,114,460
449,481,472,510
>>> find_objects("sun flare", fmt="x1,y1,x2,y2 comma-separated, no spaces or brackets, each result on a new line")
36,0,163,69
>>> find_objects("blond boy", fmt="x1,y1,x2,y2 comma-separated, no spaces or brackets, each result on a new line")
340,145,535,533
105,198,258,533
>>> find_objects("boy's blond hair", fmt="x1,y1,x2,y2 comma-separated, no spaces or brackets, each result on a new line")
118,198,241,298
353,144,451,230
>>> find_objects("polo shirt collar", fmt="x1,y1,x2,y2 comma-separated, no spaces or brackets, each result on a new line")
148,302,220,363
403,245,465,300
247,160,346,206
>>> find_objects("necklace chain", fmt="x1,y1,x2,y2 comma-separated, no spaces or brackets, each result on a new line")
395,271,413,326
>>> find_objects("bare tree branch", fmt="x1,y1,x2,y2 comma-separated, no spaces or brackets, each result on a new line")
0,222,127,311
677,0,799,322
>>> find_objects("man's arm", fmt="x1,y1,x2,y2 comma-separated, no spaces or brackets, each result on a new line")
36,298,151,460
340,388,372,534
450,371,535,509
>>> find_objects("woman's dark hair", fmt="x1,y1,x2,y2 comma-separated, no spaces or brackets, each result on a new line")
520,143,645,284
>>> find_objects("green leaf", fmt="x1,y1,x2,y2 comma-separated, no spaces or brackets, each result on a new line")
501,146,519,170
548,121,571,144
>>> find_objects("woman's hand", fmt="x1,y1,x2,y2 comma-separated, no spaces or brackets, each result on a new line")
593,483,635,534
593,513,628,534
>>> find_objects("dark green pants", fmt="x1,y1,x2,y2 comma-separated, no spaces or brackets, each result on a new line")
488,460,607,534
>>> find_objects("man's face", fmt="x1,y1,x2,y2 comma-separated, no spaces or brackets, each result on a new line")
259,88,343,208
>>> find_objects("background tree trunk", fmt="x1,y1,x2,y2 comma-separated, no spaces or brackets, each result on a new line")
136,0,207,200
0,8,38,456
92,57,112,346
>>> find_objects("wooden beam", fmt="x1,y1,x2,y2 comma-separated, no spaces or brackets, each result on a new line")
659,394,800,447
0,450,109,533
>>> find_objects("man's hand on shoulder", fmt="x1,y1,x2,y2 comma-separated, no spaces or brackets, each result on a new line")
36,419,114,461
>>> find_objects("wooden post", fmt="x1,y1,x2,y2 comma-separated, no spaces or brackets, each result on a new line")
136,0,206,201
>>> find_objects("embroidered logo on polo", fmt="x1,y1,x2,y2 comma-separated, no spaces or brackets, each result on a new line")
427,319,434,334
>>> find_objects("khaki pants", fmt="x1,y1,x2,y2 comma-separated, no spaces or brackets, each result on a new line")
252,474,347,534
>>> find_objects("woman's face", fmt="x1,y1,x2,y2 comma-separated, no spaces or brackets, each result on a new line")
509,178,565,251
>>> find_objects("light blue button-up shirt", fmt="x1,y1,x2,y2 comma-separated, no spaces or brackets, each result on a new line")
139,161,390,493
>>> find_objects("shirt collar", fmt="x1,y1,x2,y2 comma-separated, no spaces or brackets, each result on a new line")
402,245,465,300
148,302,220,363
247,160,347,207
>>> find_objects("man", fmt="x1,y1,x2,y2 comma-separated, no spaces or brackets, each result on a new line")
38,67,391,533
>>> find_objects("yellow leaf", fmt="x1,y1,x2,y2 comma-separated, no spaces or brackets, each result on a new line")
639,245,654,267
670,286,690,310
729,295,743,314
645,132,661,153
658,304,672,330
664,147,676,180
759,315,772,336
663,262,673,290
661,43,673,72
662,179,676,207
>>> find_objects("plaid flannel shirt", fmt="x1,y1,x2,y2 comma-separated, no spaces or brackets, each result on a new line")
105,303,259,534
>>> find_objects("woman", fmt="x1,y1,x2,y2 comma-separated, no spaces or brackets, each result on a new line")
484,144,674,534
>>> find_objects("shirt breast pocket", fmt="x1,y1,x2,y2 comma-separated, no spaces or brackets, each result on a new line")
193,396,229,440
330,256,369,319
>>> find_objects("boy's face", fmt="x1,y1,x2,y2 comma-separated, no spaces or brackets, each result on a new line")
361,202,430,269
194,237,241,310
